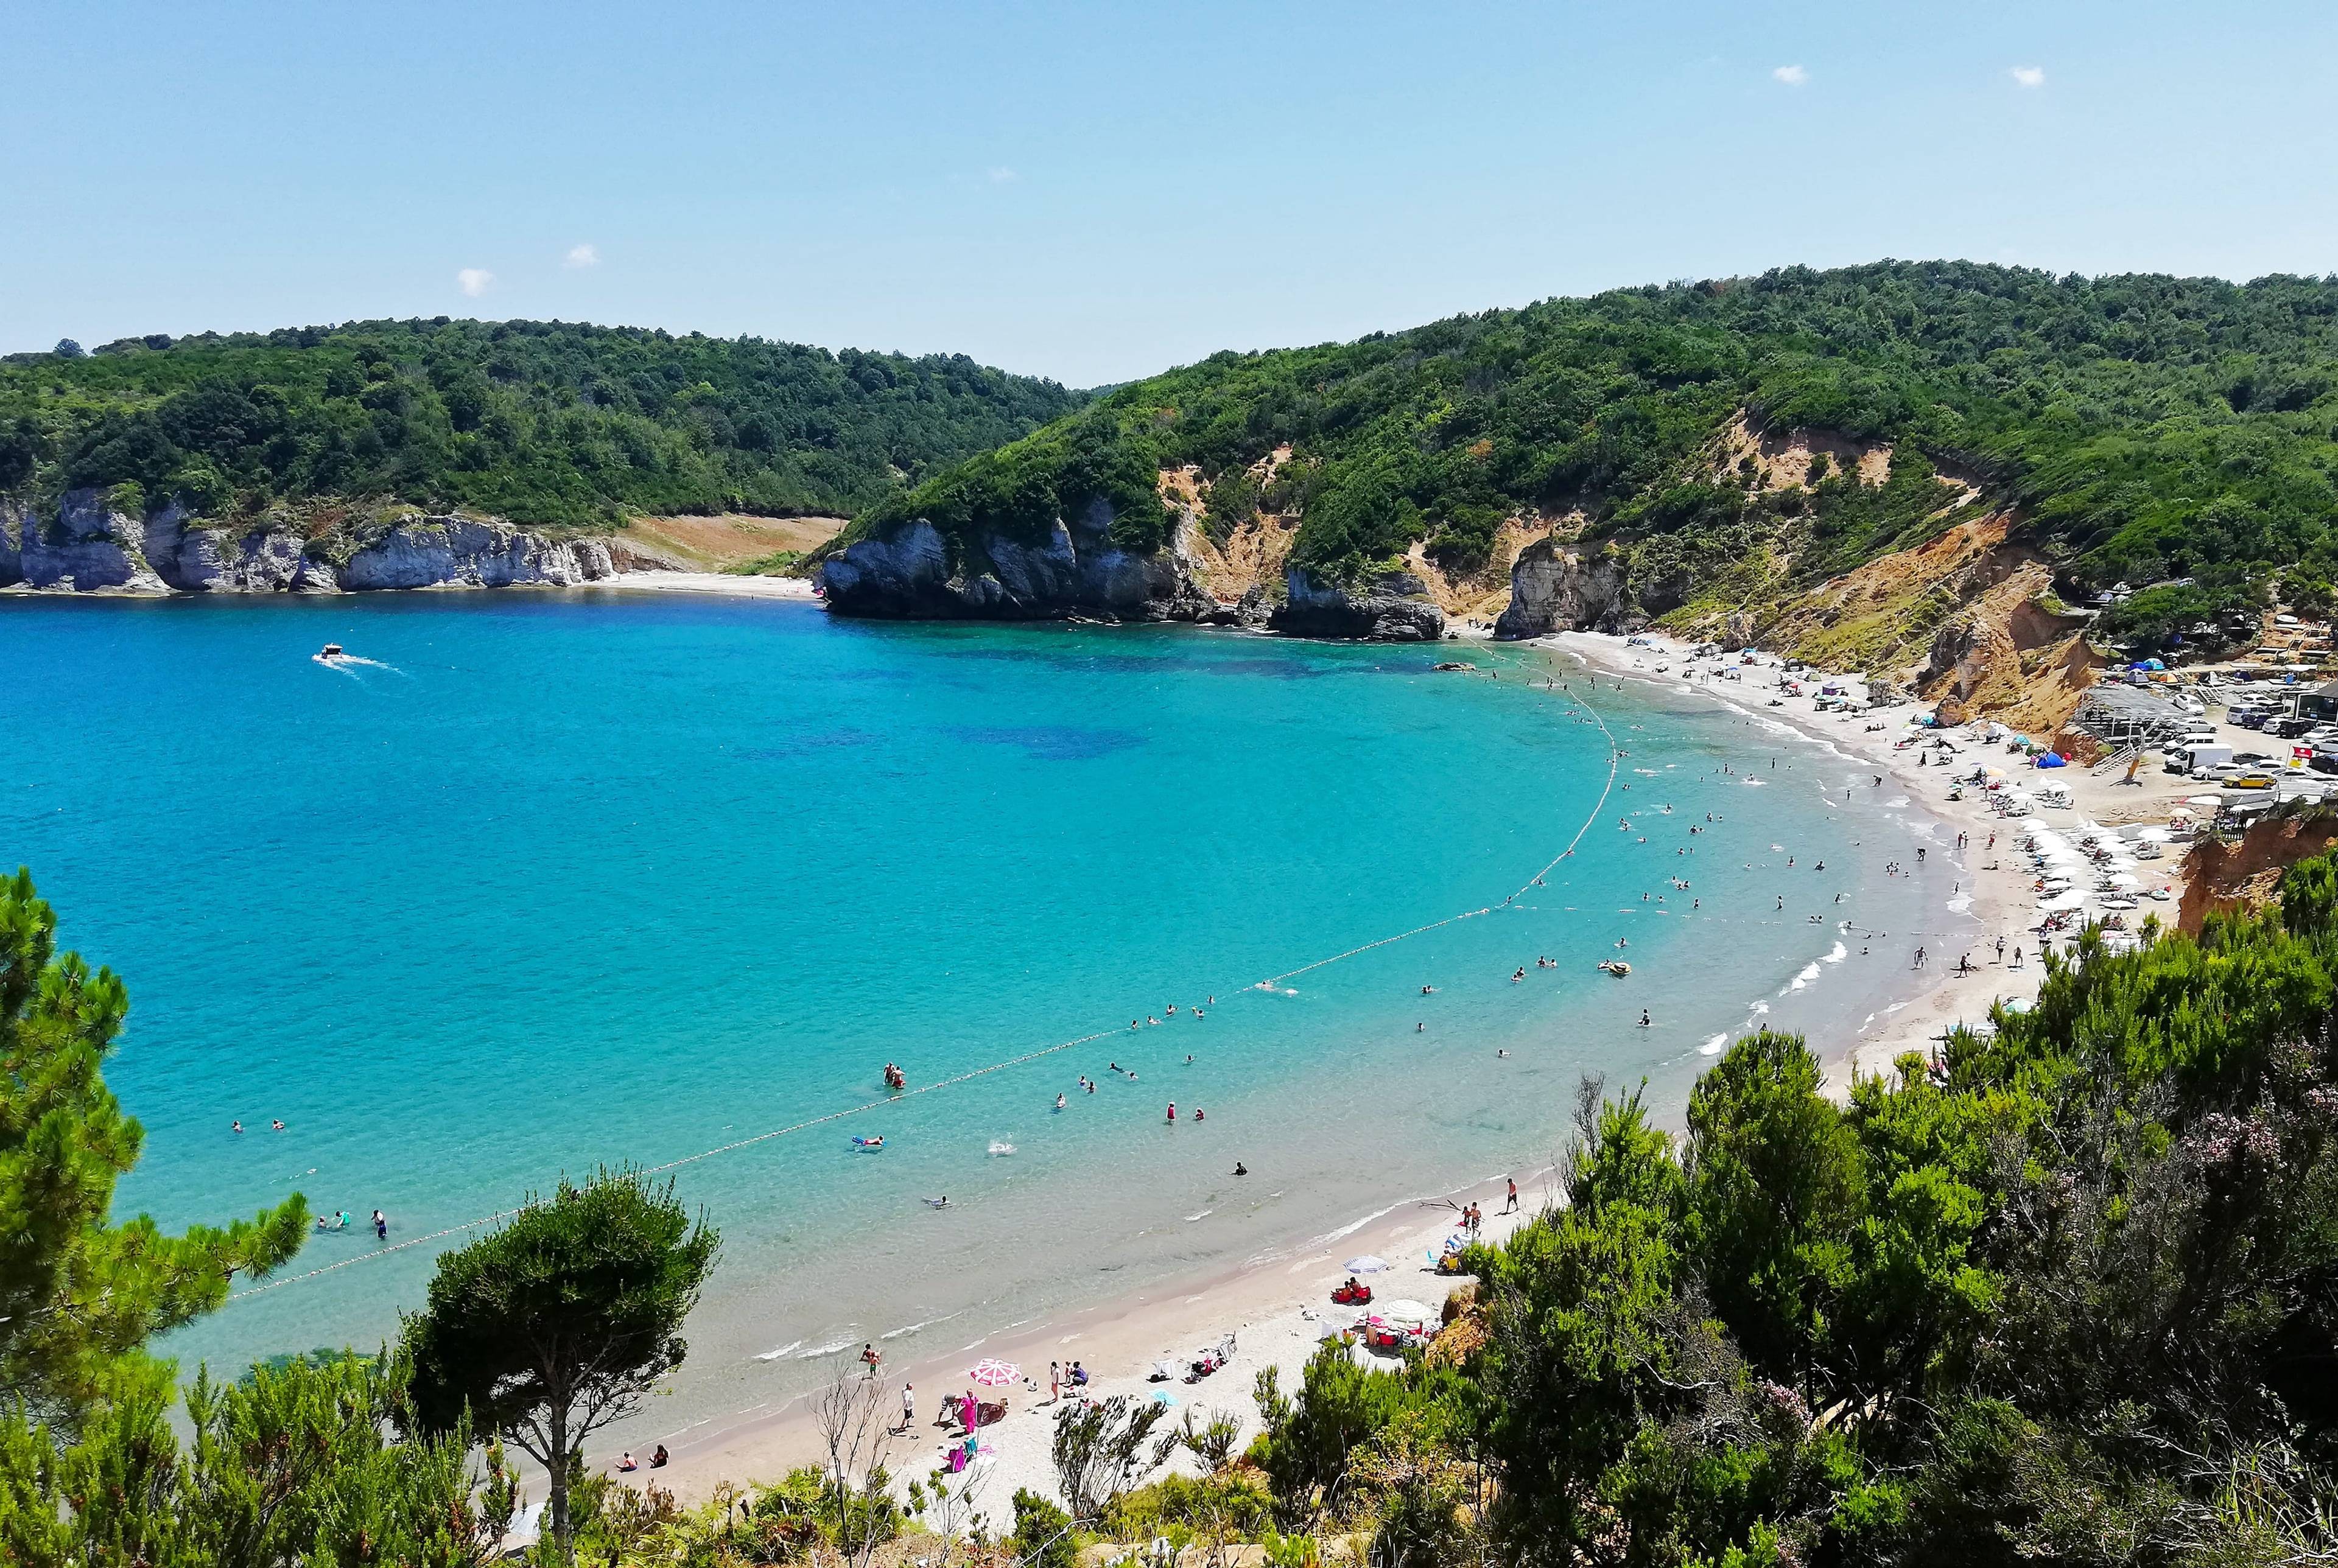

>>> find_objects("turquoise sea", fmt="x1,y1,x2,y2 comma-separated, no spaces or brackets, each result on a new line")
1,591,1956,1449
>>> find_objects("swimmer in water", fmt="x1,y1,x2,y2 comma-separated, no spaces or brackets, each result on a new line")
1638,1010,1651,1027
1497,1048,1509,1059
1421,984,1437,995
1056,1093,1067,1110
1512,967,1526,982
231,1120,244,1134
270,1119,285,1131
925,1195,950,1209
1233,1161,1248,1176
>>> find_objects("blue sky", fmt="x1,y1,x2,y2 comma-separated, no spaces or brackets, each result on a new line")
5,1,2334,386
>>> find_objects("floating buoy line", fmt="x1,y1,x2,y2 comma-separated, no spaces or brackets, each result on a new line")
222,648,1617,1305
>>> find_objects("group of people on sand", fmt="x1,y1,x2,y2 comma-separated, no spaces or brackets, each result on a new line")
614,1444,668,1474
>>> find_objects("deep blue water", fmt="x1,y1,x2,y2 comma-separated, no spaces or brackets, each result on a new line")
0,590,1942,1440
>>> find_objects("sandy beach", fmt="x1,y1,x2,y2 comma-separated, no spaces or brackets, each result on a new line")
1540,628,2188,1092
647,1167,1546,1513
592,569,820,600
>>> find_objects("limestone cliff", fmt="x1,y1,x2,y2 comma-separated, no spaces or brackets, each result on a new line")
1270,568,1446,641
818,501,1222,623
1494,540,1635,638
0,491,617,595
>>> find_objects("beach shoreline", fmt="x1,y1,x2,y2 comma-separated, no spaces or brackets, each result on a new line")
591,569,820,599
627,632,2024,1511
1538,628,2188,1093
642,1164,1550,1511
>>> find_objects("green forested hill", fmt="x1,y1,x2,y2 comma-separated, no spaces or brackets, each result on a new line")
854,262,2338,644
0,320,1083,529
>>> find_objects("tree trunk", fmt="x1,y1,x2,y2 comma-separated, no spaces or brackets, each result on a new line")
548,1402,571,1552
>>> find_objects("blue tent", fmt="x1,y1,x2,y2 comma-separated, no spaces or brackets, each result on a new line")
2037,752,2068,768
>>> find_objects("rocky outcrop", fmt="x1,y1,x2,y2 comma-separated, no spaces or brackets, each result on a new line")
2,492,174,592
2177,812,2338,935
1494,539,1634,638
0,492,617,595
818,501,1220,623
339,518,614,590
1269,568,1446,641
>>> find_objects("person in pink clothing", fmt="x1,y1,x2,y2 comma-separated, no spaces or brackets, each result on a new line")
1165,1102,1176,1122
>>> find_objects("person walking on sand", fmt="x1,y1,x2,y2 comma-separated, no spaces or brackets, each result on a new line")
901,1383,916,1433
1504,1177,1519,1214
1050,1361,1061,1403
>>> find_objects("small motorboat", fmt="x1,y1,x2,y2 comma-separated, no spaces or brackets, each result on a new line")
313,643,345,663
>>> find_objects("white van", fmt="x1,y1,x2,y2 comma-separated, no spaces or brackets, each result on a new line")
2166,743,2233,775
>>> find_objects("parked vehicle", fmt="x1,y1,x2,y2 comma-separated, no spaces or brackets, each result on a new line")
2166,743,2233,775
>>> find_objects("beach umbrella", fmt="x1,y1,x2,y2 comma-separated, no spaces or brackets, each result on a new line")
1372,1299,1437,1325
966,1358,1019,1387
1343,1255,1391,1274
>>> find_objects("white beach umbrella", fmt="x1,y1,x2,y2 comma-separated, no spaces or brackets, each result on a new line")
1372,1299,1437,1325
966,1358,1019,1387
1343,1255,1391,1274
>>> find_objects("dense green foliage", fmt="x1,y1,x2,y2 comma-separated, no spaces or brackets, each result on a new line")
1243,852,2338,1566
0,320,1081,529
858,263,2338,639
1,1353,519,1568
404,1168,719,1552
0,867,306,1430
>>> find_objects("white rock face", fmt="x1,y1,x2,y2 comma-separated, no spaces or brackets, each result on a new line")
0,494,620,596
342,517,616,590
1,491,172,592
818,500,1218,622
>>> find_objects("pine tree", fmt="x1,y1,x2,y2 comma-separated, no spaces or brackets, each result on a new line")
0,867,309,1429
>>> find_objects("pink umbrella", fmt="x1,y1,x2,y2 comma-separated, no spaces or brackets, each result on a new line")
966,1358,1019,1387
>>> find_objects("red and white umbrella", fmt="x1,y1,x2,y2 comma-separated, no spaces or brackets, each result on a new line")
966,1358,1019,1387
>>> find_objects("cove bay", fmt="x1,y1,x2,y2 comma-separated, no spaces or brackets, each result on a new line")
1,589,1942,1447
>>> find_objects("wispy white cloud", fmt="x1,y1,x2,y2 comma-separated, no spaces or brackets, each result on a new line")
1772,63,1808,87
2010,65,2046,88
564,242,599,268
457,267,494,298
986,166,1019,183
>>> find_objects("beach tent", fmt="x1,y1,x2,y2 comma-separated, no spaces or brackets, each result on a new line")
2036,752,2068,768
